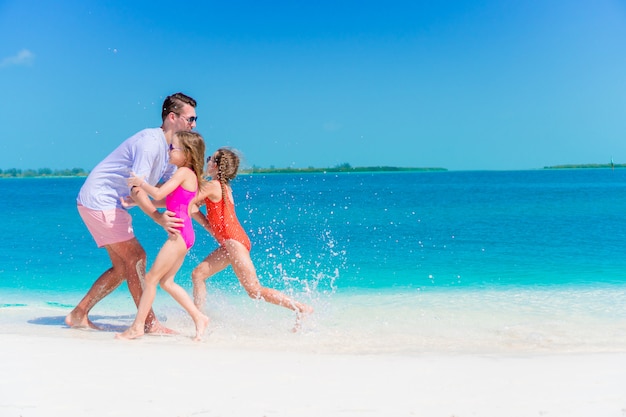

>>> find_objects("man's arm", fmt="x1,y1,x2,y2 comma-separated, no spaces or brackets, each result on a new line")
131,186,183,234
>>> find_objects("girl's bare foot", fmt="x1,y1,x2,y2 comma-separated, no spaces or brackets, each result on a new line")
115,326,144,340
193,314,210,342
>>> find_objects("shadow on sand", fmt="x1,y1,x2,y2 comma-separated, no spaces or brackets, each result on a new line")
28,315,133,332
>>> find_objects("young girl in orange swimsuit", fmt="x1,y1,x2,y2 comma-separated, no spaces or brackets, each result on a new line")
116,131,209,341
191,148,313,330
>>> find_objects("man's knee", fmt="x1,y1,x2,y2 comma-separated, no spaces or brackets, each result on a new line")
127,246,147,264
110,240,146,265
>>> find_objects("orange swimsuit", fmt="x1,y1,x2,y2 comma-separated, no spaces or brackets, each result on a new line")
205,186,251,251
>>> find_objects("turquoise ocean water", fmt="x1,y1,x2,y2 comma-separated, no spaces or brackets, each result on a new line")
2,170,626,354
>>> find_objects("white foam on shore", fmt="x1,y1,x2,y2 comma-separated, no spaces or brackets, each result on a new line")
2,285,626,355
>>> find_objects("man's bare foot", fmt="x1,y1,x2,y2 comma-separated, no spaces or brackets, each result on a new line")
193,314,210,342
65,309,100,330
292,304,314,333
115,326,144,340
145,321,178,335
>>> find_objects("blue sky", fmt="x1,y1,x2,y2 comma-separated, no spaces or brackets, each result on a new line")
1,0,625,171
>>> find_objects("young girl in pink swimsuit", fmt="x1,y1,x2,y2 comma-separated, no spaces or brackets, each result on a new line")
191,148,313,331
117,131,209,341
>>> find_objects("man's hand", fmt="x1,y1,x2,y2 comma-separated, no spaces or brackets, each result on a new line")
129,186,181,233
119,195,137,209
159,210,184,234
127,171,146,188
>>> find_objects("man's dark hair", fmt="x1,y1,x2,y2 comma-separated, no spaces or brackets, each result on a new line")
161,92,197,121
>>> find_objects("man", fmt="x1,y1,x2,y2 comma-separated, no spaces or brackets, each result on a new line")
65,92,199,332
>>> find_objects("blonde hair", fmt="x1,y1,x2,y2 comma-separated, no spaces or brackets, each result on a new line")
176,130,206,188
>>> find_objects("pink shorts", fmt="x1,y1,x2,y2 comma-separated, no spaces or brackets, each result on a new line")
77,204,135,248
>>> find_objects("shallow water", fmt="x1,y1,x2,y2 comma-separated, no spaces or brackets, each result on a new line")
2,170,626,354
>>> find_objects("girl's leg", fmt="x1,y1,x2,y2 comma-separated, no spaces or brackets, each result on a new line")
161,279,209,341
191,247,230,309
116,237,182,340
223,240,313,315
159,257,210,341
116,272,159,339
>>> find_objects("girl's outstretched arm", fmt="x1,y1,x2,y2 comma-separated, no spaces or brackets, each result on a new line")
128,169,185,201
191,203,215,237
130,186,183,234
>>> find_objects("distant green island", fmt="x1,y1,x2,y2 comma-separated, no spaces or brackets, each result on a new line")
241,163,446,174
0,168,89,178
543,163,624,169
3,163,623,178
0,164,445,178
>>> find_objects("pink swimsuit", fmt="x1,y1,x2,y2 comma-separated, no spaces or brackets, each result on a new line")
166,184,197,249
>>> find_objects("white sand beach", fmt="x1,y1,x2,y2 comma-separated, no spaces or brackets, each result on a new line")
1,325,625,417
